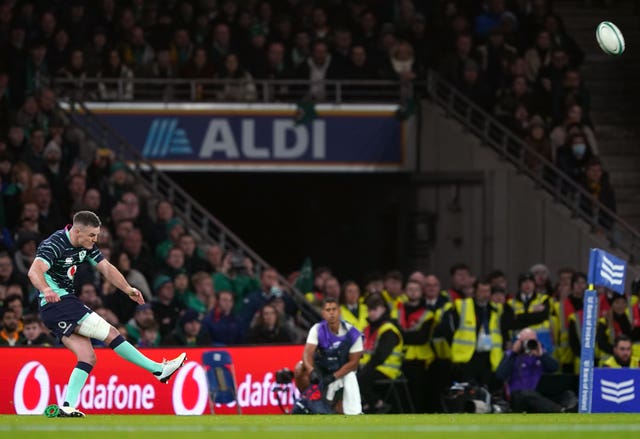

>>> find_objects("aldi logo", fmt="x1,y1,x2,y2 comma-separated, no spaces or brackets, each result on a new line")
600,379,635,404
142,119,194,158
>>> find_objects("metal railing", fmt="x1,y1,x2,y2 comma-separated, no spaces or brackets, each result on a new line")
60,97,321,327
54,77,413,103
426,72,640,267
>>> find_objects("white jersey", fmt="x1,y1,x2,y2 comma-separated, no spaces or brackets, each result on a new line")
306,320,363,353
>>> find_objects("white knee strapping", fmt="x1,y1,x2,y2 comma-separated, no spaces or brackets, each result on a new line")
77,312,111,341
325,371,362,415
340,372,363,415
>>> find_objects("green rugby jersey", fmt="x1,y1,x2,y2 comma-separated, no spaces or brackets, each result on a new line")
35,226,104,306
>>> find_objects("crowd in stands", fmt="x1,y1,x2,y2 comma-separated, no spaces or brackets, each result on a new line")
0,0,631,413
0,0,618,227
0,143,312,347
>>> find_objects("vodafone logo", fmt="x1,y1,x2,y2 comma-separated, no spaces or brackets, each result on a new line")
67,265,77,280
14,361,50,414
171,361,208,415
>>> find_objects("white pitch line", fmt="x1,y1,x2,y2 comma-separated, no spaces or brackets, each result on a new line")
2,424,640,433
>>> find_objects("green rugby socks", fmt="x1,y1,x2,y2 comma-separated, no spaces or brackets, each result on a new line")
110,334,162,373
64,362,93,407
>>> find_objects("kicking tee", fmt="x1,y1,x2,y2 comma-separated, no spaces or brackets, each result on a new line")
35,226,104,306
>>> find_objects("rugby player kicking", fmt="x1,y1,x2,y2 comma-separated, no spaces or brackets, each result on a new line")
28,211,186,417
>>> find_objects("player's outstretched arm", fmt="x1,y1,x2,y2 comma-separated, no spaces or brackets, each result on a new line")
96,259,145,305
28,259,59,303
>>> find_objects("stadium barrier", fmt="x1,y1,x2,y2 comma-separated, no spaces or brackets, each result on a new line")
3,345,303,415
591,368,640,413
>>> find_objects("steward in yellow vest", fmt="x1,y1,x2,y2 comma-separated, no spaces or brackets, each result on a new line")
359,294,404,413
447,263,473,302
597,294,640,360
600,335,640,368
381,270,407,321
398,280,434,413
440,281,503,389
508,272,553,353
382,270,407,312
422,274,453,413
340,303,368,332
339,281,368,332
552,272,586,373
398,281,435,366
423,275,453,361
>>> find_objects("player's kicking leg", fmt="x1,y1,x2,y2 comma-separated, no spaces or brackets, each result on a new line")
79,313,186,383
154,352,188,383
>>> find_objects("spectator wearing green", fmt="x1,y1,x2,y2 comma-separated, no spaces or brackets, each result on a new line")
155,218,185,261
213,250,260,314
173,270,193,309
182,271,216,314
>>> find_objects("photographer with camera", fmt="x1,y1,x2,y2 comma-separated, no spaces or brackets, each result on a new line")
301,297,363,415
496,328,576,413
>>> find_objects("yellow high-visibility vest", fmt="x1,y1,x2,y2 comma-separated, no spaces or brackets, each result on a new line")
340,303,368,332
361,321,404,379
398,304,435,365
508,293,552,340
381,290,407,320
552,299,574,367
451,298,503,371
431,301,454,360
600,355,640,368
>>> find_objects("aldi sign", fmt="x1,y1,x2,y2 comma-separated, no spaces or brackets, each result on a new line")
68,103,415,172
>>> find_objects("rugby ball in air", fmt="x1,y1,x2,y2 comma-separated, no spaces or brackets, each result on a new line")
596,21,625,55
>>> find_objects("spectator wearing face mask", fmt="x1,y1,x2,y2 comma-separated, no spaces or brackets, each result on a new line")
555,131,593,182
549,104,598,155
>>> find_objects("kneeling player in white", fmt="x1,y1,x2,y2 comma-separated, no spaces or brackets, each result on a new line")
301,297,363,415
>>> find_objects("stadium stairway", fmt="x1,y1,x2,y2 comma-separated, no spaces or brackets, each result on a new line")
556,0,640,232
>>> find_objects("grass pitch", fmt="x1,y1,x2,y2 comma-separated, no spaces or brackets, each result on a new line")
1,413,640,439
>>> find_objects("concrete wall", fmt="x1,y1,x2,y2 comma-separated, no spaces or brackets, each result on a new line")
415,100,634,289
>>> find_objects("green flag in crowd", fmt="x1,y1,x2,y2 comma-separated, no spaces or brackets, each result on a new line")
395,97,417,121
294,257,314,293
295,101,317,125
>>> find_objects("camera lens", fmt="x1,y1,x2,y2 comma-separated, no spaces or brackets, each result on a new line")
275,368,294,384
525,339,538,351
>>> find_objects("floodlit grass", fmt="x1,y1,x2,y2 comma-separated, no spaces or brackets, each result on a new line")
1,413,640,439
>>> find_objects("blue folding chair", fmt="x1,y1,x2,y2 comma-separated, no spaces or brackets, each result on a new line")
201,350,242,414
